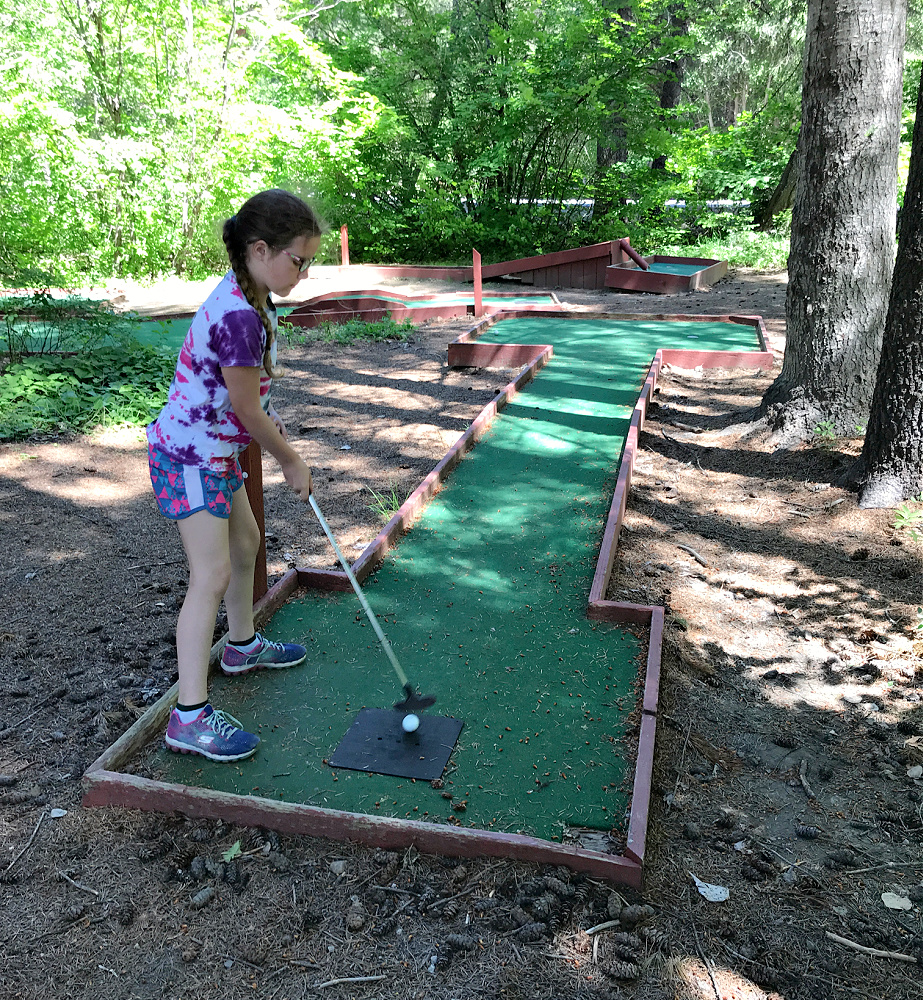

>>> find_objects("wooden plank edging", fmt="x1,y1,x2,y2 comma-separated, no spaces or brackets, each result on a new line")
81,769,643,886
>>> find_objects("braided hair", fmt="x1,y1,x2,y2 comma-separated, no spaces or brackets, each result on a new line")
222,189,325,377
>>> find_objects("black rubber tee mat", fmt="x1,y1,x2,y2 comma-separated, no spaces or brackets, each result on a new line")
329,709,464,780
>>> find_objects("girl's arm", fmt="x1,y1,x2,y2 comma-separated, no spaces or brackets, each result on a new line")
223,366,312,499
268,405,288,439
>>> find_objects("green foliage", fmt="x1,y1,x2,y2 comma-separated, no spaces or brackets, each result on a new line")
892,495,923,543
283,316,416,345
670,110,798,203
0,335,174,441
366,485,405,523
812,420,837,448
655,227,790,269
221,840,243,862
0,0,812,279
0,292,139,363
684,0,806,132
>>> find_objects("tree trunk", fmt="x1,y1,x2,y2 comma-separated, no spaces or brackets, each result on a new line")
594,114,629,218
850,59,923,508
651,6,689,172
752,146,798,231
754,0,907,444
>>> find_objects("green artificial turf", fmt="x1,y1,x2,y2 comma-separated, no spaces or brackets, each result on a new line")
152,316,762,841
646,262,712,275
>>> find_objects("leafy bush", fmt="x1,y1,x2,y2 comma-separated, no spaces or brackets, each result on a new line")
0,336,175,440
0,292,142,364
655,225,791,269
282,315,416,345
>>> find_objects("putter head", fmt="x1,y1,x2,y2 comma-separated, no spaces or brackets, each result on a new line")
393,683,436,714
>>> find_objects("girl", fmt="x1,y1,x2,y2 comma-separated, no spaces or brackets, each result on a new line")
147,189,324,761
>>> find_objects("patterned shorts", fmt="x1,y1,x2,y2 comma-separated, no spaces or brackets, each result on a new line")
148,445,244,520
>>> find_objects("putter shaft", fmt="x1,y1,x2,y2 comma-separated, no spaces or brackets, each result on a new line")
309,494,409,689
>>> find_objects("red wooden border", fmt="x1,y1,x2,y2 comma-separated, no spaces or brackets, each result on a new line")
286,288,560,329
605,256,729,294
81,771,643,885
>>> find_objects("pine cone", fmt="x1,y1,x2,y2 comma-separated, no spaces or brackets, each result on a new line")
544,876,575,899
515,921,547,942
528,894,557,921
605,959,640,980
181,942,201,963
609,931,643,962
444,933,478,952
638,925,670,951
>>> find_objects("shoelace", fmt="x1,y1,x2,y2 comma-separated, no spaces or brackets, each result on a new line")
204,709,243,739
255,633,285,652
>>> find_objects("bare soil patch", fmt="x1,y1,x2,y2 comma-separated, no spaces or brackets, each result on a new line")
1,269,921,1000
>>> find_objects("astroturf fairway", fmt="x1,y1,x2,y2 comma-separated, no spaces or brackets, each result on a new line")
152,317,762,842
645,262,710,275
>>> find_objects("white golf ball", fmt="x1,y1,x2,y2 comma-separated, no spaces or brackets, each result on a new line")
402,714,420,733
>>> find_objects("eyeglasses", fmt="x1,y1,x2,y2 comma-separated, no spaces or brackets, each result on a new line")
280,249,315,273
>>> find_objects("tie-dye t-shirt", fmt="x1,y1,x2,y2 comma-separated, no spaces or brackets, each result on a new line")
147,271,277,474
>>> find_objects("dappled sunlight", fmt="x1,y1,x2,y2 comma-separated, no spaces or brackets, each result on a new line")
0,439,151,505
89,425,147,448
666,955,782,999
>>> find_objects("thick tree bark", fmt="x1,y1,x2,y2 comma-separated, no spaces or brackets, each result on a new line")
755,0,907,444
850,61,923,508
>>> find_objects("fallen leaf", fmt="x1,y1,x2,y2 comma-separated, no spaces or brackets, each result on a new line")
690,872,729,902
221,839,242,862
882,892,912,911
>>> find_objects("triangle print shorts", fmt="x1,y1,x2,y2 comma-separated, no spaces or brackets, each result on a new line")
148,444,244,520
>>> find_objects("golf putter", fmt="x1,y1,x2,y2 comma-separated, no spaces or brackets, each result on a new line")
308,494,436,715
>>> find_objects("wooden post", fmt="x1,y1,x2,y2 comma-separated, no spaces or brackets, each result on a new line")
239,442,268,602
619,237,650,271
473,249,483,316
340,224,350,267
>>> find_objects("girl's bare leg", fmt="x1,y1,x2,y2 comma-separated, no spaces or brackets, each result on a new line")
176,510,231,705
224,483,261,642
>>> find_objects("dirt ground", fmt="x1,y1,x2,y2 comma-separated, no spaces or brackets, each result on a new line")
1,269,921,1000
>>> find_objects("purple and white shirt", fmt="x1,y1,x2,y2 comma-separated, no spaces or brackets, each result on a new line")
147,271,277,475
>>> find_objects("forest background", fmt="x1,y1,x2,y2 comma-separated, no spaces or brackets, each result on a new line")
4,0,915,285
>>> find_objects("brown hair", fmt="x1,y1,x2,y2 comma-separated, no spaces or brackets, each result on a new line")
222,189,326,376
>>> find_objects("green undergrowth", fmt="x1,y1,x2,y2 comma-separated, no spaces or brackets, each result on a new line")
653,227,790,270
1,291,140,363
366,484,406,523
0,293,175,440
893,494,923,544
281,315,416,346
0,339,175,440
